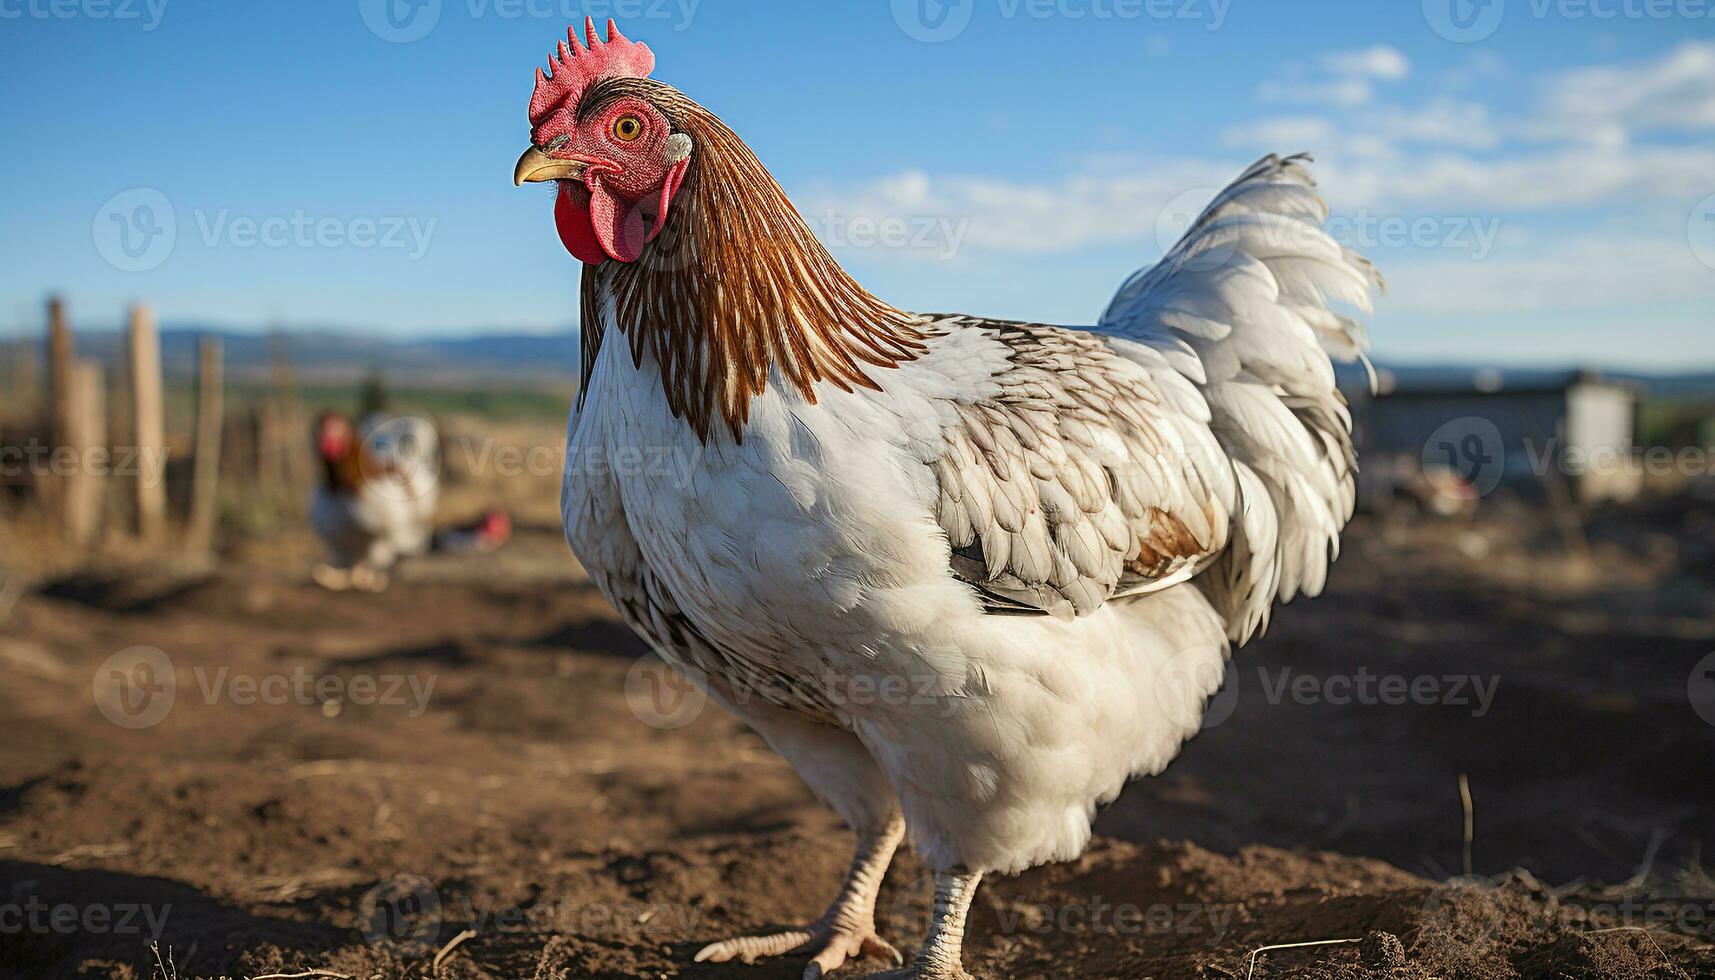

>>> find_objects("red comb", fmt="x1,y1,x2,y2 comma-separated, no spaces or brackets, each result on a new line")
529,17,656,126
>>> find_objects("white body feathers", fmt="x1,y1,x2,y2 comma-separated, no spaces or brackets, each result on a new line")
563,155,1378,874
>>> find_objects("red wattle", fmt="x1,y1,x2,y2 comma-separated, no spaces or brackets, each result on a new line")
587,175,649,263
555,182,608,265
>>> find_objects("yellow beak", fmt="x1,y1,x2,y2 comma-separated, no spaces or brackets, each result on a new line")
513,146,589,186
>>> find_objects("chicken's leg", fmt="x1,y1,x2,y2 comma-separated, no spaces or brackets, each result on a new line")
696,811,905,979
862,870,983,980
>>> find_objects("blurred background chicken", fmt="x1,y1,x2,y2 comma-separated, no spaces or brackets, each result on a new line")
310,412,511,592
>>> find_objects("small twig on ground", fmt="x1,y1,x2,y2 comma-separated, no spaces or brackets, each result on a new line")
432,928,477,976
1243,937,1360,980
1459,772,1474,876
249,971,354,980
149,942,175,980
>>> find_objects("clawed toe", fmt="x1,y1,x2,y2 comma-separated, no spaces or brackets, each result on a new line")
694,922,900,977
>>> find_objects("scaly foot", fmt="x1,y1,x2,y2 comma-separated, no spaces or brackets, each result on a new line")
854,870,983,980
695,814,905,979
696,920,902,978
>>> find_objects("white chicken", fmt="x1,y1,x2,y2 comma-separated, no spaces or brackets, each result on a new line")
514,20,1379,979
310,413,510,592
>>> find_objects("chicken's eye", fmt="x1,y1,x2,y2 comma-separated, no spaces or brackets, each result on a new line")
612,115,644,143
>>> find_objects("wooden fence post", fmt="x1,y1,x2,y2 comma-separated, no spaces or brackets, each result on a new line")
64,360,107,549
128,304,167,544
46,296,75,517
188,337,224,553
269,333,311,518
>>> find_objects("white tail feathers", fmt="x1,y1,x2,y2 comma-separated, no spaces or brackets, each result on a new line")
1098,154,1382,644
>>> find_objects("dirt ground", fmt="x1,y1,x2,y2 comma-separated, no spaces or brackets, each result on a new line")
2,500,1714,979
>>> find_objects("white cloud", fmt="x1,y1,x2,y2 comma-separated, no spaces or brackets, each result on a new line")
1220,116,1336,150
1545,41,1715,136
1385,233,1712,317
1257,45,1410,108
806,41,1715,261
797,160,1226,257
1321,45,1411,81
1258,76,1375,109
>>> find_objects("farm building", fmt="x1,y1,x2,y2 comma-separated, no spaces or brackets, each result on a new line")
1349,368,1642,509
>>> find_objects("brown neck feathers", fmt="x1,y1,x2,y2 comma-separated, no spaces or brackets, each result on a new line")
579,88,924,442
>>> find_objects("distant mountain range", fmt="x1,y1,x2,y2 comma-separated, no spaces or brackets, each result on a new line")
6,325,1715,400
4,324,581,386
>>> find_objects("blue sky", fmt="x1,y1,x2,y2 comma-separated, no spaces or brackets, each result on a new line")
2,0,1712,368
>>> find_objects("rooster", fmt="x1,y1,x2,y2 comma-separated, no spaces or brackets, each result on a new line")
515,20,1379,980
310,412,510,592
